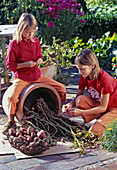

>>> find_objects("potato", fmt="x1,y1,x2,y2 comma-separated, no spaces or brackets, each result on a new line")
42,142,48,148
8,128,16,136
34,137,40,142
16,143,22,148
19,127,27,134
17,136,23,142
16,130,22,137
29,141,36,148
37,130,46,139
27,126,34,134
33,146,41,153
9,135,14,144
31,131,37,138
29,146,33,152
27,136,32,142
20,144,27,151
18,135,26,141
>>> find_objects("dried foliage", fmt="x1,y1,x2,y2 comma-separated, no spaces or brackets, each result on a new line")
23,97,99,154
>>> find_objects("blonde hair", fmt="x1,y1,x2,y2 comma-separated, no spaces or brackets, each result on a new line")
75,48,100,79
13,13,37,42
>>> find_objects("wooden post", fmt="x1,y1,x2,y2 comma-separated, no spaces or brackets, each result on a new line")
0,77,1,106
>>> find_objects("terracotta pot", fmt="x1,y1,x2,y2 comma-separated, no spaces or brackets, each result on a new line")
2,83,61,122
40,65,57,79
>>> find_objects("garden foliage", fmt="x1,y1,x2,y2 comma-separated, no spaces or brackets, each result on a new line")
100,119,117,152
41,32,117,70
78,4,117,42
0,1,116,44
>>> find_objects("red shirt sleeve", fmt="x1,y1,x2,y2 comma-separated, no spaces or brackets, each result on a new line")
99,71,117,95
6,40,18,73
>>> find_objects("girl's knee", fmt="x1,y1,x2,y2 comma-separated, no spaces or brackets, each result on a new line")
60,83,66,92
89,121,106,137
75,95,87,107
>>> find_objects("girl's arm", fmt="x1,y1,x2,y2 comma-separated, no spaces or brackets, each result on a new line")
67,93,110,117
36,58,43,65
17,61,37,69
82,93,110,116
70,89,84,107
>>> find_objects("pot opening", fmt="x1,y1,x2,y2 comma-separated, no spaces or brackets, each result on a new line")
23,87,60,116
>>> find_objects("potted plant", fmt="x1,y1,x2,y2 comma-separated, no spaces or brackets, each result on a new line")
40,37,75,85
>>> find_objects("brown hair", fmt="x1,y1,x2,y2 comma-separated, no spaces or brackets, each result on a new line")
75,48,100,79
13,13,37,42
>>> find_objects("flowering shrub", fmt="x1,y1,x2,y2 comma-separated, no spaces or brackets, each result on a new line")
36,0,86,27
47,21,54,28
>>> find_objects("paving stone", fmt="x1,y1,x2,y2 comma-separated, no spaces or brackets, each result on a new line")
90,166,106,170
29,165,46,170
0,117,8,125
35,155,63,163
5,155,63,170
0,160,3,164
91,149,117,161
60,152,80,160
6,158,42,170
70,155,100,168
42,159,77,170
61,153,100,167
104,160,117,170
0,163,12,170
0,154,17,164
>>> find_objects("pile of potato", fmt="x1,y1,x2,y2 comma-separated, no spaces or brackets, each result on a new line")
7,125,50,155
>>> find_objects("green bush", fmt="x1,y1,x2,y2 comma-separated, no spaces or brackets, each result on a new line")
100,119,117,152
72,32,117,70
40,37,76,84
0,1,116,45
86,0,117,7
77,4,117,42
0,0,26,24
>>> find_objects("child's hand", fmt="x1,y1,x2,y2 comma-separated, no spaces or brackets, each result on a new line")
24,61,37,67
62,103,73,113
65,108,83,117
36,58,43,65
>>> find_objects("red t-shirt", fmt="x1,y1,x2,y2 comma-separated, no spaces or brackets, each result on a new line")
79,69,117,108
6,37,43,81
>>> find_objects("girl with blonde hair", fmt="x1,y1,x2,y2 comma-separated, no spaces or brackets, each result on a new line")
62,48,117,137
2,13,66,134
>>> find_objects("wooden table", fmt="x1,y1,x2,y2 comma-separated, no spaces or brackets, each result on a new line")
0,25,17,102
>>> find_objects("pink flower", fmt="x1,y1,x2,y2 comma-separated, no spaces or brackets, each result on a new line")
52,11,59,18
48,21,54,28
77,3,81,8
78,11,84,17
80,19,86,26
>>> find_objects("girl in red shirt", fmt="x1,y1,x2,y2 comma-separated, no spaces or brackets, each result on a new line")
2,13,66,134
62,48,117,137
